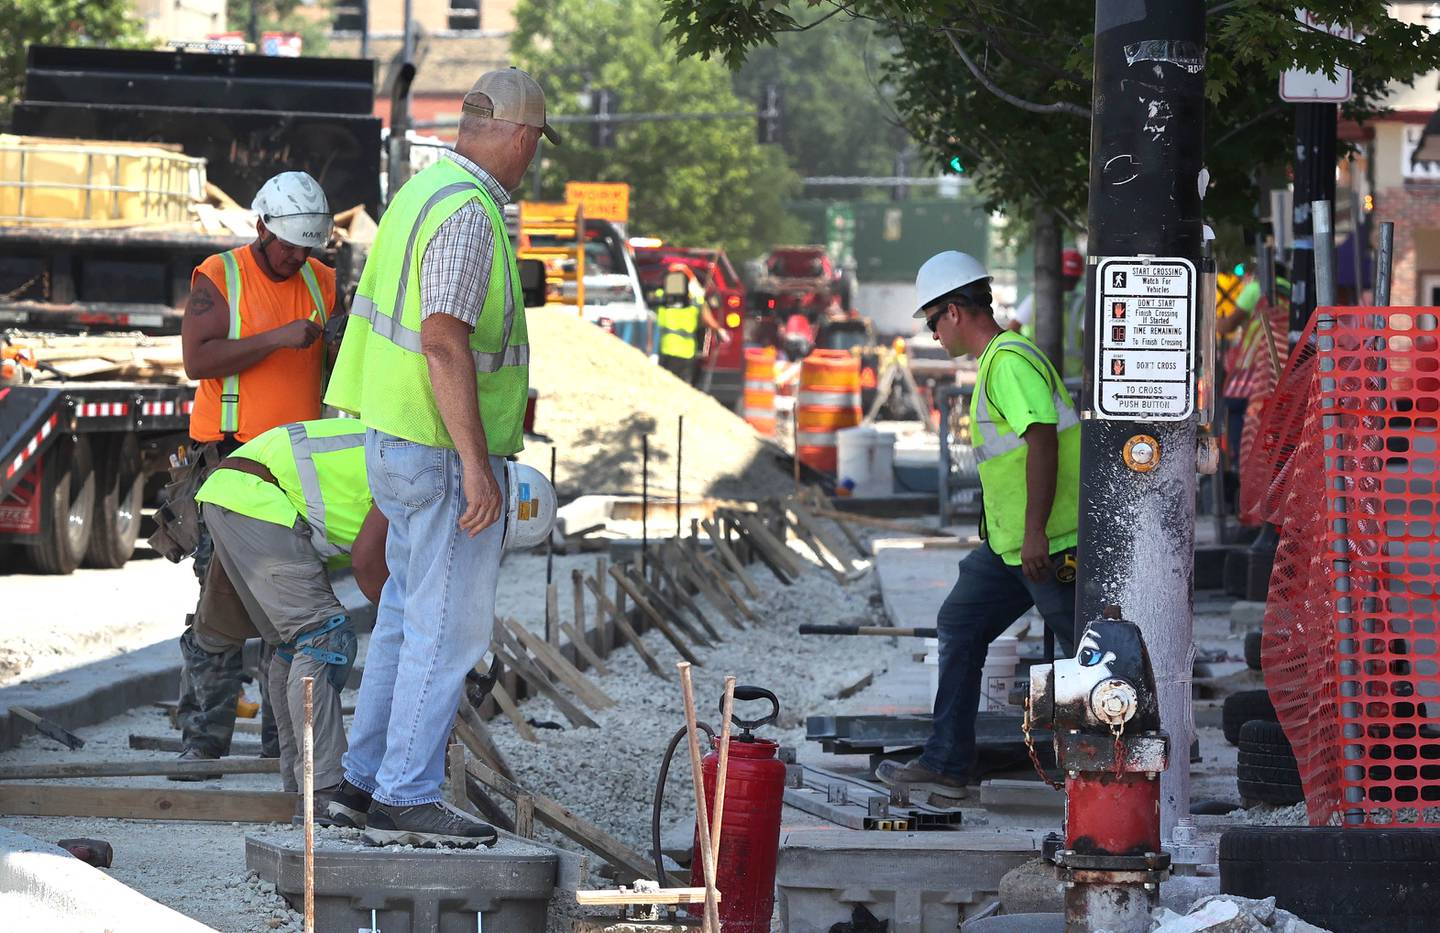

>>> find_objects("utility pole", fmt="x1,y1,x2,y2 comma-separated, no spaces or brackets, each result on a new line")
1079,0,1206,844
1032,207,1063,370
1289,102,1338,332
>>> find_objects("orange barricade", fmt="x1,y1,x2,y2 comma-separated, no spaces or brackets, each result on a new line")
796,349,862,473
743,347,777,437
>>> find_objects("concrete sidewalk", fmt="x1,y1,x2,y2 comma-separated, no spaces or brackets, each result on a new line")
0,825,213,931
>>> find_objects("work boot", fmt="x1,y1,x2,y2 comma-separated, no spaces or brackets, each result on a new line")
874,758,970,801
325,779,374,829
167,747,222,782
294,783,343,828
362,801,498,849
465,655,504,710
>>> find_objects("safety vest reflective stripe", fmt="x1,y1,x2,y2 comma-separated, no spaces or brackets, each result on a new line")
359,180,522,374
970,338,1079,463
796,431,837,447
350,293,530,371
798,389,859,408
285,423,363,559
216,251,327,435
220,251,243,434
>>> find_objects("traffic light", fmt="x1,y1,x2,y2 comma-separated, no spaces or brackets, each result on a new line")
591,89,618,149
757,84,782,145
948,156,965,174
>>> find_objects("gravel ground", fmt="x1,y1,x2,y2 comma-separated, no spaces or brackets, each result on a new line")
514,307,794,502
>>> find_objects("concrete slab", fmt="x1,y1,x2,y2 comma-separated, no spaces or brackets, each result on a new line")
0,824,211,931
873,540,968,628
776,829,1044,933
962,914,1064,933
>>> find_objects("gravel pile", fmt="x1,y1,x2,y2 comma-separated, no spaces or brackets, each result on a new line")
1237,802,1308,826
515,307,794,501
487,552,901,859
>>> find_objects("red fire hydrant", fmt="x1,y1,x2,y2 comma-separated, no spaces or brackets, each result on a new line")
690,686,785,932
1029,618,1171,932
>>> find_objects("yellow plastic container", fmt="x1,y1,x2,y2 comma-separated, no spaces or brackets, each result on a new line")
0,134,206,226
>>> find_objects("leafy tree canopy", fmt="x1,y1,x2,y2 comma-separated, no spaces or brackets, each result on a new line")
512,0,803,260
660,1,1440,235
0,0,146,121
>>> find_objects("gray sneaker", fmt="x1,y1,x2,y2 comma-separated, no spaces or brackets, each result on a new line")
325,779,373,829
166,748,221,782
362,801,498,848
874,758,970,800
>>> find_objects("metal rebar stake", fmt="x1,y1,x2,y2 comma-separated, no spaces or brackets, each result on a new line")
677,415,684,538
641,434,649,573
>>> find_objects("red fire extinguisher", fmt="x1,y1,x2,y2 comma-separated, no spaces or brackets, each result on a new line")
690,686,785,932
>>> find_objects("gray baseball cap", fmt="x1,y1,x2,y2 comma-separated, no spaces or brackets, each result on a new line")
462,68,562,146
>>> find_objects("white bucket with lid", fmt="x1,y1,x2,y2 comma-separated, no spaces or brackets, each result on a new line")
836,426,896,497
979,636,1022,712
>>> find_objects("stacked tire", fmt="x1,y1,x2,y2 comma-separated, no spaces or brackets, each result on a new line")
1236,720,1303,805
1222,688,1277,745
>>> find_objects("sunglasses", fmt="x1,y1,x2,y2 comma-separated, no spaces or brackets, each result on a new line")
925,301,957,334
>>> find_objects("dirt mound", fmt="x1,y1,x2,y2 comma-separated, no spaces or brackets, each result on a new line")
516,308,793,501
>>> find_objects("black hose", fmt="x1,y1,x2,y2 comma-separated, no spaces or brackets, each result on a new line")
652,720,714,886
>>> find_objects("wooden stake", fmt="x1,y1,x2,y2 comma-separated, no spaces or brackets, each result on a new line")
454,704,515,782
546,582,561,647
654,550,723,642
710,677,736,871
446,740,475,814
585,576,669,680
678,663,721,932
787,500,861,569
502,618,616,710
572,568,587,637
595,557,610,652
489,680,538,743
623,564,712,647
673,556,745,631
302,676,315,933
610,565,703,665
515,795,535,839
688,542,759,622
561,621,612,676
490,632,599,729
699,518,761,599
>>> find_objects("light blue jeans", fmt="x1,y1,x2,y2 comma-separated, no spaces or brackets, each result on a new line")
342,429,504,806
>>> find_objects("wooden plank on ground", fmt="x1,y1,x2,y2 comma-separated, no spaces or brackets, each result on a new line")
609,566,702,666
454,705,515,782
781,509,847,583
653,551,723,642
585,577,669,680
787,500,861,568
465,757,658,883
674,556,743,631
688,540,760,622
489,680,538,743
699,518,762,599
0,784,294,822
502,618,616,710
723,510,802,581
490,631,599,729
0,757,278,780
129,734,262,756
561,622,612,677
622,565,712,648
575,887,720,906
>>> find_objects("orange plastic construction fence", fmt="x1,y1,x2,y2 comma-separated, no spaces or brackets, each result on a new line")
743,347,777,437
1263,308,1440,827
796,349,861,474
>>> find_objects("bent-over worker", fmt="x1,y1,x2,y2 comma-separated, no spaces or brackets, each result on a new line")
657,262,725,386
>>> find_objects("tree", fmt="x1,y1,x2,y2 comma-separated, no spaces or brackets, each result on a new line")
731,11,905,197
511,0,804,260
0,0,146,123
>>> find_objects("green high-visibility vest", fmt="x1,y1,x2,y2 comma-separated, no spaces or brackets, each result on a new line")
324,158,529,454
657,301,700,360
194,418,370,560
969,333,1081,563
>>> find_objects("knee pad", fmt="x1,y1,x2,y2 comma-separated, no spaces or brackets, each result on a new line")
290,615,357,691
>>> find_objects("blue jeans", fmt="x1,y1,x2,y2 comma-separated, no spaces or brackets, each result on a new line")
342,429,505,806
919,542,1077,779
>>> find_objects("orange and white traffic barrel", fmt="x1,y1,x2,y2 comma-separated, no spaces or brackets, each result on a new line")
796,349,862,474
743,347,777,437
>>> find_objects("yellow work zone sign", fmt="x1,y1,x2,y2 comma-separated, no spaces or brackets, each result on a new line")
1216,272,1242,320
565,182,630,223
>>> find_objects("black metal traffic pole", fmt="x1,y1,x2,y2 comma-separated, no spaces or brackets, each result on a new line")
1289,103,1338,335
676,415,684,538
1078,0,1206,848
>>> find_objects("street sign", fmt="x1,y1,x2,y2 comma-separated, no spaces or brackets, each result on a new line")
1093,256,1197,421
565,182,630,223
1279,11,1353,103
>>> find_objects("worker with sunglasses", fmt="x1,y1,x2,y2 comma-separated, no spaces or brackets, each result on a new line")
877,250,1080,803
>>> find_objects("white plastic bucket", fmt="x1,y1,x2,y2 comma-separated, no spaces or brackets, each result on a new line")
979,636,1021,712
836,426,896,497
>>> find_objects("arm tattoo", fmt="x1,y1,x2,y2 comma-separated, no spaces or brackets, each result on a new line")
188,287,215,316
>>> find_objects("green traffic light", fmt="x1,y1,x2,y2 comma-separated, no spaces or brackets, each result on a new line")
1232,263,1245,276
949,156,965,174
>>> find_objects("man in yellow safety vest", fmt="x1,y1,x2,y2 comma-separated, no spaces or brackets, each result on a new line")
877,250,1081,802
656,262,725,386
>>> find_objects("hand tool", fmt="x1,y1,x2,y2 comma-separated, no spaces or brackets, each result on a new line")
798,624,937,638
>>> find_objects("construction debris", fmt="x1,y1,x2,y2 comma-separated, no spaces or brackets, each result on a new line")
1151,895,1329,933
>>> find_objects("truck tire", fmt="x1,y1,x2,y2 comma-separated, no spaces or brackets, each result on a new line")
30,434,96,575
84,433,143,569
1221,826,1440,932
1222,689,1277,745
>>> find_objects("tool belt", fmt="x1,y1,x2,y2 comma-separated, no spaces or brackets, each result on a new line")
147,443,221,562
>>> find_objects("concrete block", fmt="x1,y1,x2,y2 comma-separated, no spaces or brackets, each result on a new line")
962,914,1064,933
246,833,555,932
0,825,209,932
777,829,1043,933
998,857,1064,914
1228,601,1266,635
979,780,1064,812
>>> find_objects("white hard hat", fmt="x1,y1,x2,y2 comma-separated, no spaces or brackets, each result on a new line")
252,171,332,248
502,461,558,551
913,250,991,318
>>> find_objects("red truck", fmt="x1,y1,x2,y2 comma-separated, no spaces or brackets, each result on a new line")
633,246,748,408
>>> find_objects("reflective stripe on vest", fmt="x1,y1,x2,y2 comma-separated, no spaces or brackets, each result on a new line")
217,250,326,435
970,338,1080,464
285,423,364,559
350,180,524,374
